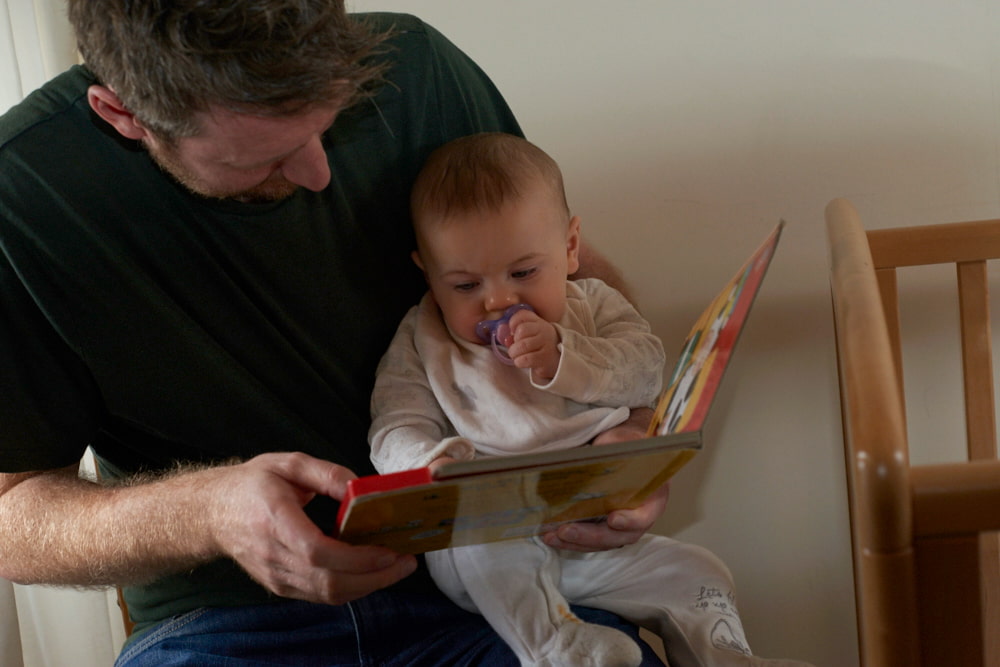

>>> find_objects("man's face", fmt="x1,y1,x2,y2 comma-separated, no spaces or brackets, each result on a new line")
144,104,341,203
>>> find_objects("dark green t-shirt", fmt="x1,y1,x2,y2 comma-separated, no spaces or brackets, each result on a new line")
0,13,520,632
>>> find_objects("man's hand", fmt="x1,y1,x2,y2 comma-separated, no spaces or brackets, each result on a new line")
541,481,670,552
542,407,670,552
207,452,417,605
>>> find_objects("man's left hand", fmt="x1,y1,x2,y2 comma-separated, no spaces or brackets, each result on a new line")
542,407,670,552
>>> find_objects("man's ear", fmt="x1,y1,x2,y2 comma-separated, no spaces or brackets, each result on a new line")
566,215,582,275
86,85,150,141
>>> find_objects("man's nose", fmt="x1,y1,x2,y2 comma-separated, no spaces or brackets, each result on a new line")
280,135,331,192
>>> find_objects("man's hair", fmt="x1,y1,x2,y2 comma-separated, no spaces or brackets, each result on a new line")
68,0,392,140
411,132,570,228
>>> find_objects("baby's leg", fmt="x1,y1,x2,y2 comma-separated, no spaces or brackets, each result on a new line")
427,538,643,667
560,535,814,667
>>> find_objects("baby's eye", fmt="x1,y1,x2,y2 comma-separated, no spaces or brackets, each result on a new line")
511,267,537,280
454,281,478,292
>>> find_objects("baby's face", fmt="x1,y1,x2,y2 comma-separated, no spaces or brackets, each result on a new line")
414,181,580,345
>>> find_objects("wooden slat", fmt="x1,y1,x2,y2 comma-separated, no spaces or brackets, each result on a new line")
982,533,1000,666
867,218,1000,268
954,259,1000,667
116,587,135,636
914,536,984,667
910,460,1000,537
874,266,905,407
956,260,997,460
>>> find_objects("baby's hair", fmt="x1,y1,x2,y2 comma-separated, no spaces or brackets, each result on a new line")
411,132,570,227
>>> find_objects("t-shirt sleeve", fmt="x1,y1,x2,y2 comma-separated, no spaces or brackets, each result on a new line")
0,258,101,472
370,12,523,150
422,19,523,138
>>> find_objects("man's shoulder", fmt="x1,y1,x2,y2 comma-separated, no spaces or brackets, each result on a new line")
352,12,427,34
351,12,436,55
0,66,94,151
354,11,469,74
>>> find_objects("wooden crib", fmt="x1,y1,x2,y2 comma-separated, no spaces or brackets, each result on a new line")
826,197,1000,666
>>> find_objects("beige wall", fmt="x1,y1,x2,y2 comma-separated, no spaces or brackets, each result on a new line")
349,2,1000,665
8,2,1000,665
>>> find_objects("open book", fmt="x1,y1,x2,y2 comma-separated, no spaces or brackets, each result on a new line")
336,222,784,554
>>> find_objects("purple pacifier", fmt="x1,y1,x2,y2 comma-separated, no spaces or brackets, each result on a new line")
475,303,534,365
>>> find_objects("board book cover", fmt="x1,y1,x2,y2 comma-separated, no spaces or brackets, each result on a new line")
336,222,784,554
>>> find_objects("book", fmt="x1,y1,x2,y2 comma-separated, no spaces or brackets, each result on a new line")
336,221,785,554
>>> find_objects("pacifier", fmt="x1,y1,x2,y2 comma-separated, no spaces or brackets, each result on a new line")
475,303,534,365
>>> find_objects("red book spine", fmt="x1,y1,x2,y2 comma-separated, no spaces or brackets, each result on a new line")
336,468,434,529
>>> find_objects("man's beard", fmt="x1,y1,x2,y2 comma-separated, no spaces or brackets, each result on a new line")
144,140,299,204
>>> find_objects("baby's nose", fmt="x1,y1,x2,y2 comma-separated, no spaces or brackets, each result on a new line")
484,289,518,313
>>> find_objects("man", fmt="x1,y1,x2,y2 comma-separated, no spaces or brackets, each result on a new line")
0,2,675,664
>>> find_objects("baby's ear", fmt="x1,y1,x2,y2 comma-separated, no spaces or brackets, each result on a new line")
566,216,582,275
411,250,426,272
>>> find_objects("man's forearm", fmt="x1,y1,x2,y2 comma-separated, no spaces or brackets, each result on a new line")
1,452,417,604
0,465,222,587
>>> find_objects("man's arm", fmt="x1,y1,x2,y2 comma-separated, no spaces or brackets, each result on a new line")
572,240,635,304
0,453,416,603
0,464,215,586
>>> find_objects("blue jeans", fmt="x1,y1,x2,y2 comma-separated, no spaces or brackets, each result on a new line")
116,588,667,666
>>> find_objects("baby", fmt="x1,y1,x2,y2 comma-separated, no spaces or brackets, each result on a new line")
369,132,802,667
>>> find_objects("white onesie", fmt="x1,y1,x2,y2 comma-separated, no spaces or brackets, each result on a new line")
369,278,807,667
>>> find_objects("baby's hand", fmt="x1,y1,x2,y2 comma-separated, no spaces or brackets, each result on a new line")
427,456,458,473
506,309,560,381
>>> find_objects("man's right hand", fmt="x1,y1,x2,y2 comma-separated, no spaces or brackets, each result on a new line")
208,452,417,604
0,452,416,605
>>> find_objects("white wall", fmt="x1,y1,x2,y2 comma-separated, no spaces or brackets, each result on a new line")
348,2,1000,666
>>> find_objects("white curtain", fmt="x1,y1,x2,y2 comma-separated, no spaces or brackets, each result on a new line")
1,0,77,112
1,3,125,666
0,455,127,667
0,454,127,667
1,578,24,667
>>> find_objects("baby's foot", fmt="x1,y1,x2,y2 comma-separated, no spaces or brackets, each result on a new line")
540,619,643,667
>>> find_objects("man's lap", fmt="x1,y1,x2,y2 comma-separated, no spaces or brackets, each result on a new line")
116,588,666,666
